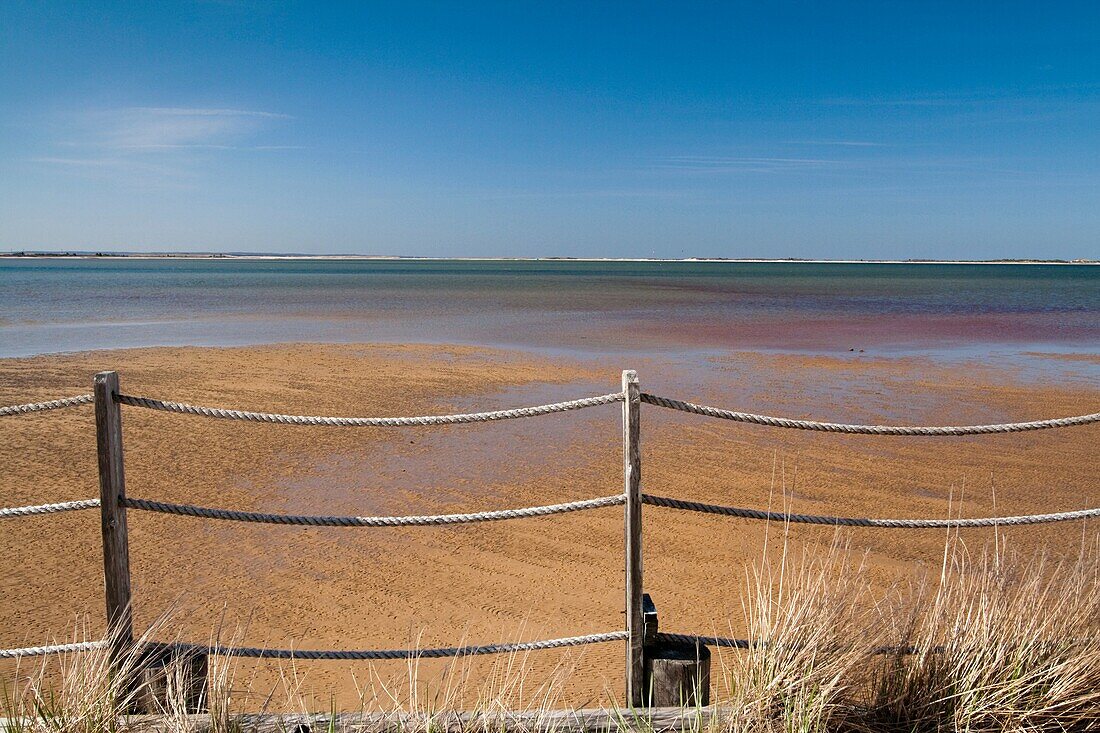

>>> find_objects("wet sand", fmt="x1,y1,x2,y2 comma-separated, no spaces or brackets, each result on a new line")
1,343,1097,707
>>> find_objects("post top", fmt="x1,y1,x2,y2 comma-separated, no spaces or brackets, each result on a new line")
621,369,638,387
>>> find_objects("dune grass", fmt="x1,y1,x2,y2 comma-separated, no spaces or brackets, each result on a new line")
4,530,1099,732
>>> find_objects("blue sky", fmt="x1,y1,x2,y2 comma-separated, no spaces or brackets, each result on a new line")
1,2,1098,259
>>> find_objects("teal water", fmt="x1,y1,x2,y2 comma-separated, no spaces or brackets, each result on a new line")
1,258,1097,359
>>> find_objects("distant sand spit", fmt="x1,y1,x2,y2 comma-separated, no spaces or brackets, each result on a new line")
3,253,1097,264
1,343,1097,706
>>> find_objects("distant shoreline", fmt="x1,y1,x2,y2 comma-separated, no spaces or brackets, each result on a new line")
1,252,1097,265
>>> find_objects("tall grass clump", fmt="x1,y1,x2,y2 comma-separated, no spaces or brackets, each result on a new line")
716,528,1100,732
717,535,884,733
868,536,1100,732
1,622,155,733
346,629,587,733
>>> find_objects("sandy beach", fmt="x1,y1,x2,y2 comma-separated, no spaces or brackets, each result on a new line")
2,343,1096,707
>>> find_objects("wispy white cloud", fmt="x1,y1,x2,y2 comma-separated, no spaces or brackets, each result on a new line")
85,106,291,150
31,155,177,171
781,140,886,147
475,188,689,201
42,106,294,153
657,155,844,173
133,107,290,118
111,143,306,151
654,153,1010,177
28,155,188,186
820,84,1100,108
31,106,297,182
31,156,121,167
821,95,964,108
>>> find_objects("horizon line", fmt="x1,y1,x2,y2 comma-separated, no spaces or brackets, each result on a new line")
1,251,1097,265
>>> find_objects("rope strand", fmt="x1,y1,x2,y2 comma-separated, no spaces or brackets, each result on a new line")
175,631,628,660
117,392,624,426
641,393,1100,435
124,494,626,526
0,640,107,659
0,498,100,519
654,632,750,649
0,394,94,417
642,493,1100,528
0,633,626,660
653,632,950,656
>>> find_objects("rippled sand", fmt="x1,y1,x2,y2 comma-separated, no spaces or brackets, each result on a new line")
1,343,1097,707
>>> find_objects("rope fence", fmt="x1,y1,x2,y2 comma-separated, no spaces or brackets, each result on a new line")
2,370,1098,709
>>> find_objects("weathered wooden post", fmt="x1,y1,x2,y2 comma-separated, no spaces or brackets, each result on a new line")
94,371,134,668
622,370,644,707
639,595,711,707
645,642,711,708
135,644,209,714
96,371,209,713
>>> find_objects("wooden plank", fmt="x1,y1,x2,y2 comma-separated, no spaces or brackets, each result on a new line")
135,706,730,733
622,370,644,707
95,370,134,665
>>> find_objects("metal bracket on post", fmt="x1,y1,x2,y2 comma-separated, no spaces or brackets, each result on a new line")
95,371,134,671
642,593,658,647
622,370,644,708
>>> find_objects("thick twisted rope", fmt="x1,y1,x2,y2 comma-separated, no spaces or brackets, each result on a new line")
124,494,626,526
0,640,107,659
0,498,100,519
0,394,94,417
116,392,623,426
642,494,1100,528
171,631,628,660
654,632,946,657
640,393,1100,436
654,632,751,649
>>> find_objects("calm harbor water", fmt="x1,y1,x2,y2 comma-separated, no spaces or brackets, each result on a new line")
1,258,1097,360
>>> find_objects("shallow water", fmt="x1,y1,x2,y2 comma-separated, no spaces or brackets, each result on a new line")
2,259,1097,364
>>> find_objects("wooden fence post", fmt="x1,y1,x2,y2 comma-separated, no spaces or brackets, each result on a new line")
645,642,711,708
622,370,644,707
95,371,134,667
